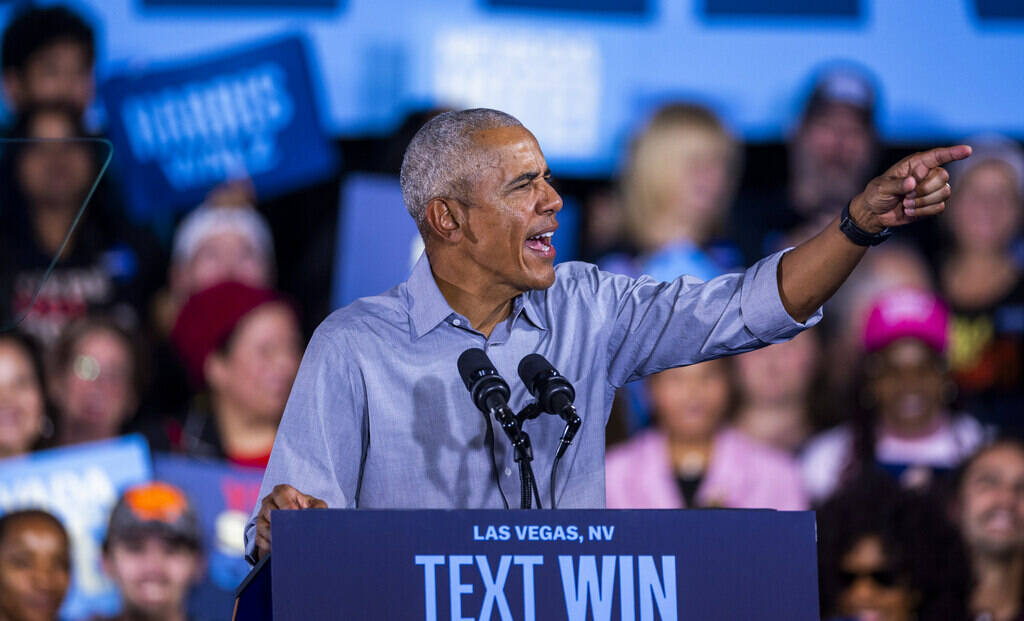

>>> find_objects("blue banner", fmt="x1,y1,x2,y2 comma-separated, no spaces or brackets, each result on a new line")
152,454,264,621
100,35,337,223
0,436,152,620
272,509,819,619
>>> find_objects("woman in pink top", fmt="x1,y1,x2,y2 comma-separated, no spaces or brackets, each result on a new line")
605,357,808,510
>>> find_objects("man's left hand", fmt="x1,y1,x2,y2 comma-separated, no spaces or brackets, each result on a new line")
850,144,972,233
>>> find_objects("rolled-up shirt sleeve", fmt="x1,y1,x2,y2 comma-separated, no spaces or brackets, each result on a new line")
244,323,368,563
605,248,821,387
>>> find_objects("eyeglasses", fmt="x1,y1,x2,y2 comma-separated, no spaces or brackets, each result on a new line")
838,568,900,588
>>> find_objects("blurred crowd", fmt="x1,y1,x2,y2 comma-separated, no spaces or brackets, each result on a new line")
0,5,1021,621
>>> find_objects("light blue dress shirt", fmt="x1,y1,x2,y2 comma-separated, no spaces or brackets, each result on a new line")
245,250,820,560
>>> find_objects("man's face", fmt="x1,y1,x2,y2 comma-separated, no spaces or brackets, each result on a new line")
4,40,94,114
16,109,93,208
792,104,874,212
449,125,563,293
103,535,200,617
959,445,1024,558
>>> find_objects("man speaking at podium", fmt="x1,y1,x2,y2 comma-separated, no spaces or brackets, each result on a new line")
245,108,969,563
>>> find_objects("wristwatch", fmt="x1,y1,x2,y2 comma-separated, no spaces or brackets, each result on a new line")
839,203,892,246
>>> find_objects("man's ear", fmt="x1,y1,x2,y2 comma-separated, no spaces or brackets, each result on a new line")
424,198,463,244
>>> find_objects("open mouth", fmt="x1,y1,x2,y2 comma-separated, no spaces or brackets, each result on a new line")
524,231,555,258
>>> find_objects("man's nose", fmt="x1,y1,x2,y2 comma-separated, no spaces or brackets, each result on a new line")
537,179,563,215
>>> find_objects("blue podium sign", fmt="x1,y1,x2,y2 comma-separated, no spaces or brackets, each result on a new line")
270,509,818,620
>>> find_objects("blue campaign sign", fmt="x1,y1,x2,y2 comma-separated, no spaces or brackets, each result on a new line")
153,454,264,620
271,509,819,620
0,436,152,620
100,35,337,223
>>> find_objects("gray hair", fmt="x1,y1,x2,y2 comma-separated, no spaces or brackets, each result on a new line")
399,108,523,231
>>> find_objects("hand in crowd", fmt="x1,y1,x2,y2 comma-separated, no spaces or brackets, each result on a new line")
254,484,327,560
850,144,972,232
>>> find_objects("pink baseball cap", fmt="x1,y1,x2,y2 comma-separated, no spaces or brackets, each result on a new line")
862,288,950,354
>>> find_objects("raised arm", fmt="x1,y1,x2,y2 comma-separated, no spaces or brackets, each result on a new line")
778,145,972,322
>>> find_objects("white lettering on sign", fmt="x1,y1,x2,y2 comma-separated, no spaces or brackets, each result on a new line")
120,63,294,189
414,554,676,621
433,29,601,161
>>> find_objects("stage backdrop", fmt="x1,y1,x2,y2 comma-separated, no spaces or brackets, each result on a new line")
9,0,1021,177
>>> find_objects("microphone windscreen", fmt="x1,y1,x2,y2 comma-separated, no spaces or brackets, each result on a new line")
517,353,553,393
457,348,493,391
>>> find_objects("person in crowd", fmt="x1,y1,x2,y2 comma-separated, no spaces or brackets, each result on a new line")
169,281,301,468
733,329,822,454
940,136,1024,434
600,103,744,431
96,482,203,621
0,103,166,346
732,65,879,264
614,102,743,281
0,5,95,117
48,316,142,448
0,509,71,621
819,242,936,425
605,358,807,510
157,204,276,337
818,472,970,621
802,288,986,503
956,439,1024,621
145,203,277,421
0,331,50,459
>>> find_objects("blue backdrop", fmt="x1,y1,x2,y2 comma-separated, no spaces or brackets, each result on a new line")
7,0,1023,177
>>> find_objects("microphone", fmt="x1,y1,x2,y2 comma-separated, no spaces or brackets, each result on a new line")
457,348,512,414
517,354,575,419
517,354,581,459
458,348,539,509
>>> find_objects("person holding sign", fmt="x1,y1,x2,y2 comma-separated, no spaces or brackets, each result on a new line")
247,108,970,562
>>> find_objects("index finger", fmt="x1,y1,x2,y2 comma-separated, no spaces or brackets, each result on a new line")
910,145,972,170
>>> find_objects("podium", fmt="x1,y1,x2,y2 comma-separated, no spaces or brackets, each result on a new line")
235,509,819,620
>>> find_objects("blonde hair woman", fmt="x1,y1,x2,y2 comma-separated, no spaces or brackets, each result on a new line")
622,103,742,281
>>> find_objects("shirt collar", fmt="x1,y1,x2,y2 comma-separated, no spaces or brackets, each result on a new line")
406,252,549,337
517,291,547,331
407,252,455,339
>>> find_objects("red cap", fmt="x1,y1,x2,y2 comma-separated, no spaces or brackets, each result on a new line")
171,281,284,387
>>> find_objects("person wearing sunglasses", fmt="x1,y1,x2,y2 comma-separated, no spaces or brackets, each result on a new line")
817,472,970,621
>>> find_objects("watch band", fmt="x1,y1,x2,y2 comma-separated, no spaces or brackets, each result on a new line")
839,203,892,247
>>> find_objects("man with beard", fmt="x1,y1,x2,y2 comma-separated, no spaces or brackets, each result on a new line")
732,65,879,264
958,440,1024,621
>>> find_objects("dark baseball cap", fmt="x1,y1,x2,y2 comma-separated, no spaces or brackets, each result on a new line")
803,66,876,128
105,482,201,550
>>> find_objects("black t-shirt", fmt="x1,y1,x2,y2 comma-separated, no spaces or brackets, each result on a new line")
0,197,167,345
947,275,1024,435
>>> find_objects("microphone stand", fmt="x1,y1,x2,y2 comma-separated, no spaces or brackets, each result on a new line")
492,405,542,509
